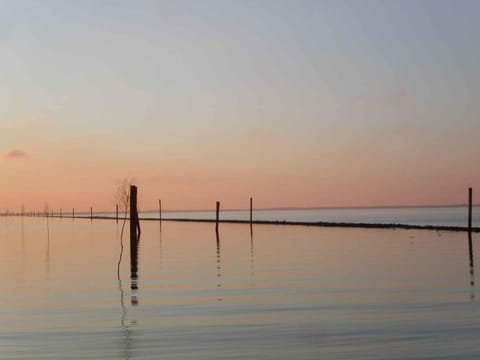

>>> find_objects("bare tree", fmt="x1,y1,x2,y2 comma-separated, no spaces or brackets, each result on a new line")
115,178,135,278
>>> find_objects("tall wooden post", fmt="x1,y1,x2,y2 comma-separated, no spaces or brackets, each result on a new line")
250,197,253,225
130,185,140,294
116,204,119,224
469,187,473,232
159,199,162,222
215,201,220,233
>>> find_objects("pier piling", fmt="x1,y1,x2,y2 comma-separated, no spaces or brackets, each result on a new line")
159,199,162,223
216,201,220,233
250,197,253,225
130,186,141,284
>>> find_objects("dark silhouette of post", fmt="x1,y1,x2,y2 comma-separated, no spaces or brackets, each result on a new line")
130,185,141,261
72,208,75,219
116,204,119,224
159,199,162,222
130,185,141,306
250,197,253,225
60,208,62,218
469,188,473,232
215,201,220,233
90,206,93,221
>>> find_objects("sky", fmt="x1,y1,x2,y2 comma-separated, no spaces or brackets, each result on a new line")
1,0,480,212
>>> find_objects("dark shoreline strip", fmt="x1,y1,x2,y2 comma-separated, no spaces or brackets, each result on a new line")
6,214,480,232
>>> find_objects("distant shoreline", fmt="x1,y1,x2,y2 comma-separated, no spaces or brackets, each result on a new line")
9,214,478,233
91,203,479,214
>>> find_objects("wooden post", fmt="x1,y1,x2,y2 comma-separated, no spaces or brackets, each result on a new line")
116,204,119,224
129,186,140,305
72,208,75,219
130,185,138,239
159,199,162,222
130,185,141,289
215,201,220,233
90,206,93,221
469,187,473,232
60,208,62,218
250,197,253,225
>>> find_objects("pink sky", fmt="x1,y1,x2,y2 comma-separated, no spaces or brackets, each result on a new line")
2,1,480,212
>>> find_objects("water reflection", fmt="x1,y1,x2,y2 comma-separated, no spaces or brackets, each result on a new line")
45,216,50,280
216,230,222,301
130,229,140,306
158,222,163,267
468,231,475,301
21,215,25,263
117,220,139,360
250,225,255,283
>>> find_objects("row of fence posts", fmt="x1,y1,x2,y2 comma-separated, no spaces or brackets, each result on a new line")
36,195,255,233
7,188,477,233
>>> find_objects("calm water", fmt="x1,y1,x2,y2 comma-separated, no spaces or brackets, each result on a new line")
127,206,479,227
1,217,480,359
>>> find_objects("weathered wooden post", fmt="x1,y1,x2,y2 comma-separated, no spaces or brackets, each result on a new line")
468,187,473,232
250,197,253,225
116,204,119,224
130,185,140,240
159,199,162,222
130,185,141,304
215,201,220,233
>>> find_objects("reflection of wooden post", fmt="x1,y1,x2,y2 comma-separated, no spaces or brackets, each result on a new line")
116,204,119,224
215,201,220,233
469,188,473,232
250,197,253,225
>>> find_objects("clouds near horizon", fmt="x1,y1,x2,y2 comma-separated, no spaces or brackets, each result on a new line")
3,149,30,160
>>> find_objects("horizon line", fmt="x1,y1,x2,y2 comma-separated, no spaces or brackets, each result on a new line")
4,203,479,215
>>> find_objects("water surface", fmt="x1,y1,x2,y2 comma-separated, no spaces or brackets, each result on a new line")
1,217,480,359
